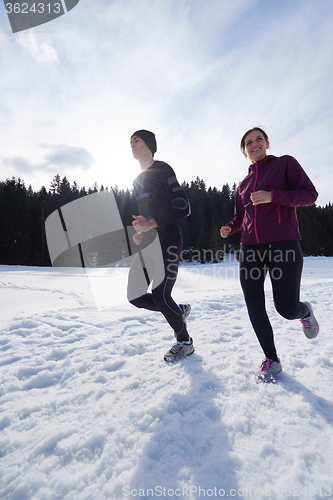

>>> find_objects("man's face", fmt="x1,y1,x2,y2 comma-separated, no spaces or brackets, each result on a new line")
130,136,150,160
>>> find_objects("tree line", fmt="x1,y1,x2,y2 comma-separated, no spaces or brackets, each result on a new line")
0,174,332,267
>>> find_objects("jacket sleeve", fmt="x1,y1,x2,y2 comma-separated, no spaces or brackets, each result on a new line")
271,156,318,207
154,162,191,227
225,187,244,235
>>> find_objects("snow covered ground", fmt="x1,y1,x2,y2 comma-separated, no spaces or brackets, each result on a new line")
1,256,333,500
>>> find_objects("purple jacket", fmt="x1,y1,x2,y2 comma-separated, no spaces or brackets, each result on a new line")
226,155,318,245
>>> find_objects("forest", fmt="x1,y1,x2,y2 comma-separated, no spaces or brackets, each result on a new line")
0,174,333,267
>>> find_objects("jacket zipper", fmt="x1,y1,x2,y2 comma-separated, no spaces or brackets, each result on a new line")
253,163,260,243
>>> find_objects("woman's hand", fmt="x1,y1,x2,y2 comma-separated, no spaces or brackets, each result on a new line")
220,225,231,238
250,190,272,206
132,215,157,233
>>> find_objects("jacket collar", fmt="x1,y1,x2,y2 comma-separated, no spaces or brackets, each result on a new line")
248,154,274,173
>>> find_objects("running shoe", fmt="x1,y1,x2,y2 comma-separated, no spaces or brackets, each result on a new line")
179,303,191,324
164,337,194,363
300,301,319,339
255,358,282,384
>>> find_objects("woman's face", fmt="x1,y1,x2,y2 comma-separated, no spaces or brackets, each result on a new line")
242,130,269,163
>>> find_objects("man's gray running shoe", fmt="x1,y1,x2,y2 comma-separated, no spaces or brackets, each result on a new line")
179,304,191,324
300,301,319,339
255,358,282,384
164,337,194,363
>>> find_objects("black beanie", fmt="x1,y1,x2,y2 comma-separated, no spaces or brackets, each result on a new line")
131,130,157,155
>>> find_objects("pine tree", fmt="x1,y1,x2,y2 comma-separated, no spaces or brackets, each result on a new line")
1,173,332,266
0,178,32,265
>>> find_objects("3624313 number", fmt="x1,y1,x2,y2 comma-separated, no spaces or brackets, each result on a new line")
5,3,61,14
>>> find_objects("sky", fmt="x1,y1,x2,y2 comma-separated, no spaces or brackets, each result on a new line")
0,0,332,206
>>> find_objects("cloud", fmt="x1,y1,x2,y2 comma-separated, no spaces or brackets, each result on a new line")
40,143,94,170
3,144,94,176
16,32,59,62
2,156,32,174
0,0,333,205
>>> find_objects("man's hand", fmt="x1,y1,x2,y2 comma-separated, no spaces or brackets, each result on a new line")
133,233,143,245
250,190,272,206
132,215,157,233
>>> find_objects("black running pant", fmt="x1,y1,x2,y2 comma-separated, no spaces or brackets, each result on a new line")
127,225,189,341
239,240,309,361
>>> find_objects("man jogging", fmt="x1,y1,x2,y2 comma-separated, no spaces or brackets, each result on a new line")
127,129,194,362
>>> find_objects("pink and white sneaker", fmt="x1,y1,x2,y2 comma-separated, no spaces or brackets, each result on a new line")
300,302,319,339
255,358,282,384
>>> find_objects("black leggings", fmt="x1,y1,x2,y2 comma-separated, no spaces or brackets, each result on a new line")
127,225,189,341
239,241,309,361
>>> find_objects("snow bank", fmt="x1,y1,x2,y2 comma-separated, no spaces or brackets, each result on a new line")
0,257,332,499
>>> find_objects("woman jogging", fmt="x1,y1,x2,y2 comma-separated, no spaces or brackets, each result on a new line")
220,127,319,383
127,129,194,362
